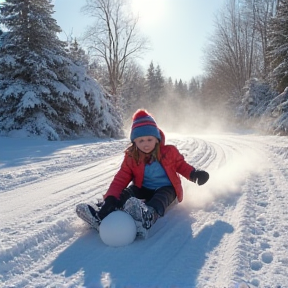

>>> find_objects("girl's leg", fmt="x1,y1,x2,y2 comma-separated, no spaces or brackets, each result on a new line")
145,186,176,216
119,185,154,205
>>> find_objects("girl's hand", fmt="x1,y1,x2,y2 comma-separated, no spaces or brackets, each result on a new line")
190,169,209,185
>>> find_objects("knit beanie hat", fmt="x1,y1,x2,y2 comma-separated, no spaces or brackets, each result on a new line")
130,109,161,142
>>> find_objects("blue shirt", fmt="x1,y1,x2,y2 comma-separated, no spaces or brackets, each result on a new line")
142,161,172,189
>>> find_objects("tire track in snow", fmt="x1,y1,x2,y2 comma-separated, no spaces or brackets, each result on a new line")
0,155,124,286
0,140,128,192
1,137,214,286
195,135,288,287
172,137,217,170
188,135,252,287
1,134,288,287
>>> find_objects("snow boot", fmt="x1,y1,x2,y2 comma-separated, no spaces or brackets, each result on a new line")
76,202,102,231
123,197,158,229
142,205,159,229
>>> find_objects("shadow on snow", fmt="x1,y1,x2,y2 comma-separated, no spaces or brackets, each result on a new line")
0,137,113,169
51,215,234,288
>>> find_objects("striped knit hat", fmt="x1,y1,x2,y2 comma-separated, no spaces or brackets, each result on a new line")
130,109,161,142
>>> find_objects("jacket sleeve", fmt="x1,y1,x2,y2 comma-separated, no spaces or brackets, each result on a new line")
104,154,134,200
171,146,195,179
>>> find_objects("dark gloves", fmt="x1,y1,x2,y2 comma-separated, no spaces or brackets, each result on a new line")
190,169,209,185
98,195,120,220
119,188,132,206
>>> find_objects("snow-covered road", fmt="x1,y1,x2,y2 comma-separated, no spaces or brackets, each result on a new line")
1,132,288,288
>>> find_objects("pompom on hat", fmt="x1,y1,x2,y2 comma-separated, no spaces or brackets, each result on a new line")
130,109,161,142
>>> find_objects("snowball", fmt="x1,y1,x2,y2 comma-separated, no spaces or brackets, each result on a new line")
99,211,137,247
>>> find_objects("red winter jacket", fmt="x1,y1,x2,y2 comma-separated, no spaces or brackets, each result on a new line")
104,130,195,202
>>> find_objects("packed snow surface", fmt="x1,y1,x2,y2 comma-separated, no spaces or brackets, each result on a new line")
1,131,288,287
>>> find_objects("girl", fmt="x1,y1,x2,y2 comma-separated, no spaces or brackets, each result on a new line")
76,109,209,230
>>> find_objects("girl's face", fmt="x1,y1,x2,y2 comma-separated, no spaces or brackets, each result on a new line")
134,136,159,154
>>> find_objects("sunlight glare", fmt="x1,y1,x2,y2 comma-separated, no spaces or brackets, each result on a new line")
131,0,166,27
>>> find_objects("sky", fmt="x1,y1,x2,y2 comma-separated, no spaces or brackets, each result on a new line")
0,0,226,81
52,0,227,83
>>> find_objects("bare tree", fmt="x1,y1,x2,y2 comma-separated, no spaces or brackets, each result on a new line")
81,0,149,105
243,0,278,77
204,0,247,99
203,0,277,101
120,61,146,115
267,0,288,92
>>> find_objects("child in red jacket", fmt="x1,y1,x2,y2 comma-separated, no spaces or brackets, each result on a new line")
76,109,209,230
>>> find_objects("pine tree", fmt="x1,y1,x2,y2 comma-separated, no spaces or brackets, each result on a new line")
155,65,165,99
0,27,4,48
0,0,122,140
145,61,156,104
267,0,288,92
145,62,165,107
188,78,200,98
67,38,89,69
175,79,188,98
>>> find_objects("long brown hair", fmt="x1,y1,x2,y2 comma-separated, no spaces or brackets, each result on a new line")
125,142,161,164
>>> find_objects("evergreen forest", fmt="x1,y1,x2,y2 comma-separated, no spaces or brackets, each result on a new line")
0,0,288,140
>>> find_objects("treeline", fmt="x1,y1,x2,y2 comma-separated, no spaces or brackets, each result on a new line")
82,0,288,134
0,0,287,139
